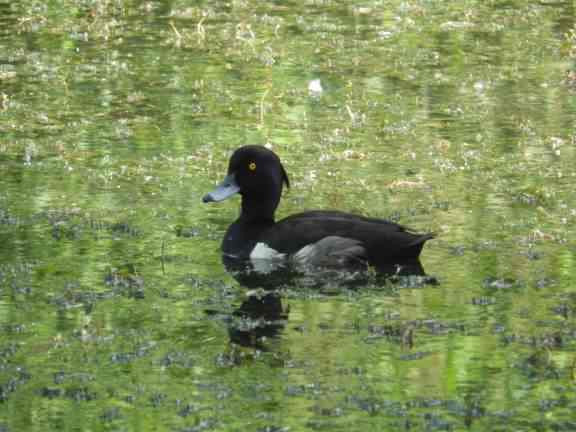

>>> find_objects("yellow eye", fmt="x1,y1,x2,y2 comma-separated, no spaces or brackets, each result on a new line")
248,162,257,171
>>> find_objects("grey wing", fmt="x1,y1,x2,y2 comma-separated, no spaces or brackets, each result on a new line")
292,236,367,270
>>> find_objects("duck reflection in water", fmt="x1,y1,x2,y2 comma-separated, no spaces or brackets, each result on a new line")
226,290,286,350
223,254,435,349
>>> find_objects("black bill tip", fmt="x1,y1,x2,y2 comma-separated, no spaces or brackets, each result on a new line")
202,193,215,203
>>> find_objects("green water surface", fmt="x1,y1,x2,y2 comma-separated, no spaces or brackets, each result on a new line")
1,1,576,431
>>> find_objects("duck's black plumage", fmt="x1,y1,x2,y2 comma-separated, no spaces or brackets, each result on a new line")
203,145,434,274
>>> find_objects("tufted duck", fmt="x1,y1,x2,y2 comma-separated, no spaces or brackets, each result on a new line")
203,145,434,276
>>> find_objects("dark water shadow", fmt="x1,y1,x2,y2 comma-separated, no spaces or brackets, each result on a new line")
223,254,435,290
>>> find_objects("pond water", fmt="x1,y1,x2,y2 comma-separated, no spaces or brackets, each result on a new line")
1,0,576,430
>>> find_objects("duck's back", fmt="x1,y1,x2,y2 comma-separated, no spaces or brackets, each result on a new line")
262,210,433,267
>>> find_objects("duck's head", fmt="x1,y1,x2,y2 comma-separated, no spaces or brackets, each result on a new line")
203,146,290,219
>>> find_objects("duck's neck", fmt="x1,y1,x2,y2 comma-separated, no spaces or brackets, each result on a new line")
222,196,277,258
239,194,279,224
222,189,281,257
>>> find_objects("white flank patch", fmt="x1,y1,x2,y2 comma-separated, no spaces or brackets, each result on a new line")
250,242,285,260
249,242,286,274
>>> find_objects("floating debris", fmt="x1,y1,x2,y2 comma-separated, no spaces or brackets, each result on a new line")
175,225,201,238
104,266,145,299
472,296,496,306
482,277,523,290
308,79,323,98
